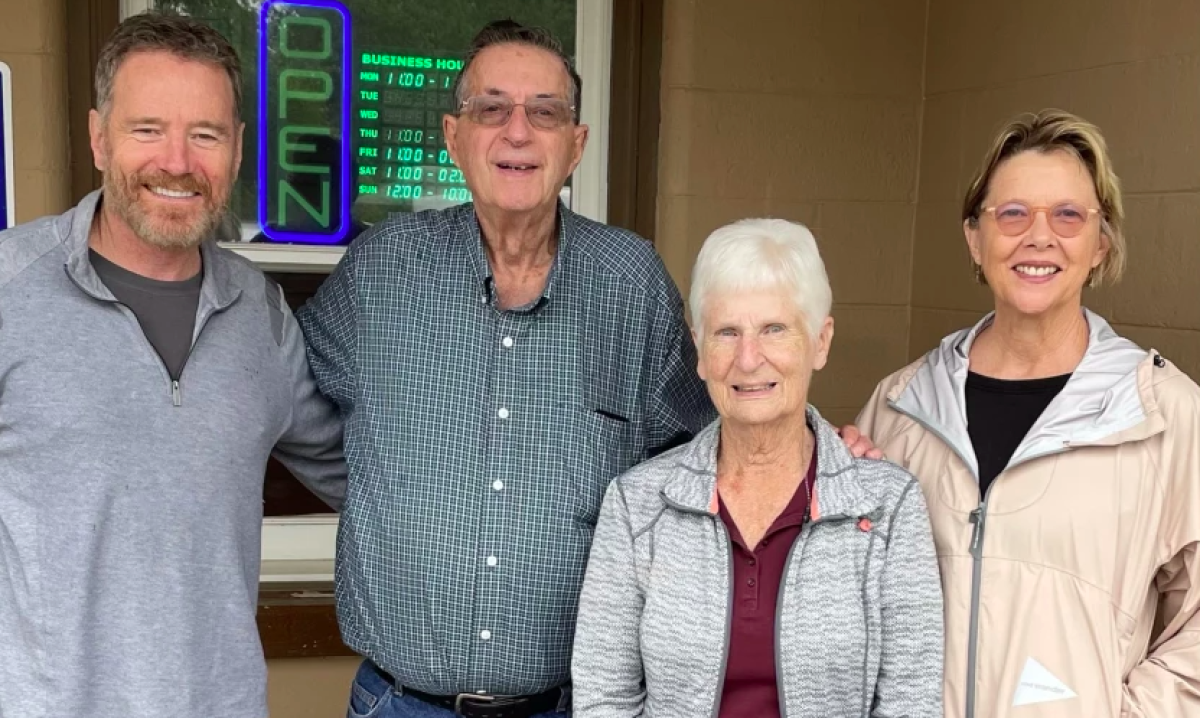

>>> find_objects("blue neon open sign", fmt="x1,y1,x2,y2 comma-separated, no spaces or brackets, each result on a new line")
258,0,352,244
0,62,14,230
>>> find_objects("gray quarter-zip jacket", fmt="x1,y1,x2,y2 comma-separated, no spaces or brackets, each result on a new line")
571,406,944,718
0,191,347,718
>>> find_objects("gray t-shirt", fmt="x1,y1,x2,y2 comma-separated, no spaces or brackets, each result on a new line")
89,249,201,380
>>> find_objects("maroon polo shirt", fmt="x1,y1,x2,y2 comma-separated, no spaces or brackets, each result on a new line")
715,452,816,718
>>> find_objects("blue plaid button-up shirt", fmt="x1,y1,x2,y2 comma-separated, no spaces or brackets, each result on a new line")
296,203,715,696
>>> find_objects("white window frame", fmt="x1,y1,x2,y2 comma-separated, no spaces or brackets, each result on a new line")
122,0,613,579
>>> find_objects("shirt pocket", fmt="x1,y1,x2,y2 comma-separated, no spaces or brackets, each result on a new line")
556,402,636,526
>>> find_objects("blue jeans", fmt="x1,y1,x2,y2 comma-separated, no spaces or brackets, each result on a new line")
347,660,571,718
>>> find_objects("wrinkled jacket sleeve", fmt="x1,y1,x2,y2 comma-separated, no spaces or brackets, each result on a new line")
571,481,646,718
1122,377,1200,717
854,381,886,439
855,377,898,451
270,292,347,510
874,477,944,718
644,271,715,458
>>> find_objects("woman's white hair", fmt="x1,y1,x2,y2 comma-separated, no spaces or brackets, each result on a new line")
689,218,832,339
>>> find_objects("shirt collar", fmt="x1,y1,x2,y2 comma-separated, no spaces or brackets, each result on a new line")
62,190,240,312
662,406,883,523
465,200,574,310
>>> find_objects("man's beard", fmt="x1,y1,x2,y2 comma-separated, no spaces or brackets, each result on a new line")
102,164,230,250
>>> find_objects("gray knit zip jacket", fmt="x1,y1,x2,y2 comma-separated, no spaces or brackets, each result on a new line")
0,191,346,718
571,406,944,717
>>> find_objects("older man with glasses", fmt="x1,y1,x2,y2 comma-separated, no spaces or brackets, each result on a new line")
296,19,715,718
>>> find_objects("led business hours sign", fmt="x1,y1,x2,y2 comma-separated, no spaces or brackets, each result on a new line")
355,53,472,206
258,0,352,244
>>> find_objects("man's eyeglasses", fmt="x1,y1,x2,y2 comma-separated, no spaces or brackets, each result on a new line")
458,96,576,129
980,201,1101,238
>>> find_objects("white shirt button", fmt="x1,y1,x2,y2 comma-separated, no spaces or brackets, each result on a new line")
492,480,504,491
497,407,509,419
486,556,498,567
502,336,514,348
480,630,492,641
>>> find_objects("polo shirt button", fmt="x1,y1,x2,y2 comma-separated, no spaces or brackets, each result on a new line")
747,579,756,587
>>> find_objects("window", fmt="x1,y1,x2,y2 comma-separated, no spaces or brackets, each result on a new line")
122,0,611,273
121,0,613,579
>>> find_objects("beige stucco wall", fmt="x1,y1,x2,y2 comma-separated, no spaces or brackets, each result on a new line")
0,0,69,221
654,0,929,426
911,1,1200,379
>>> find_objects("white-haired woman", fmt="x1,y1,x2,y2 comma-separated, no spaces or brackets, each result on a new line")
570,219,944,718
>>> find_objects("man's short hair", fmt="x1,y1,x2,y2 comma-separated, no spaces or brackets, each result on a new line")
451,19,582,123
95,12,242,120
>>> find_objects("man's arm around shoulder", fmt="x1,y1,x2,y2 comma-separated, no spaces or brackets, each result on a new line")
273,285,348,510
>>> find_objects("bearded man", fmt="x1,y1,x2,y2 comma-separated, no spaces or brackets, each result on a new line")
0,13,345,718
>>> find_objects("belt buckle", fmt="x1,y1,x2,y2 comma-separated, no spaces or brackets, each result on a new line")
454,692,496,717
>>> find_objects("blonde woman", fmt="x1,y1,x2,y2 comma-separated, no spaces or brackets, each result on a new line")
853,110,1200,717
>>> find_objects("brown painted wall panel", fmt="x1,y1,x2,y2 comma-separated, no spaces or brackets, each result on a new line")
819,202,915,307
926,0,1200,96
656,0,929,396
910,200,992,313
267,657,361,717
908,308,983,362
666,0,925,97
659,90,921,203
812,305,911,411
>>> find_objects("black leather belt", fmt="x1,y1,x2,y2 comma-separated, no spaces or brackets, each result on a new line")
373,663,570,718
403,685,569,718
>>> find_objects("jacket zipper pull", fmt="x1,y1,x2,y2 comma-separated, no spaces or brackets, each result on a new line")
171,380,182,407
968,506,985,558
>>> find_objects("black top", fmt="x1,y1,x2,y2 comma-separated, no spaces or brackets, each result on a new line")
966,370,1071,498
90,249,202,381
